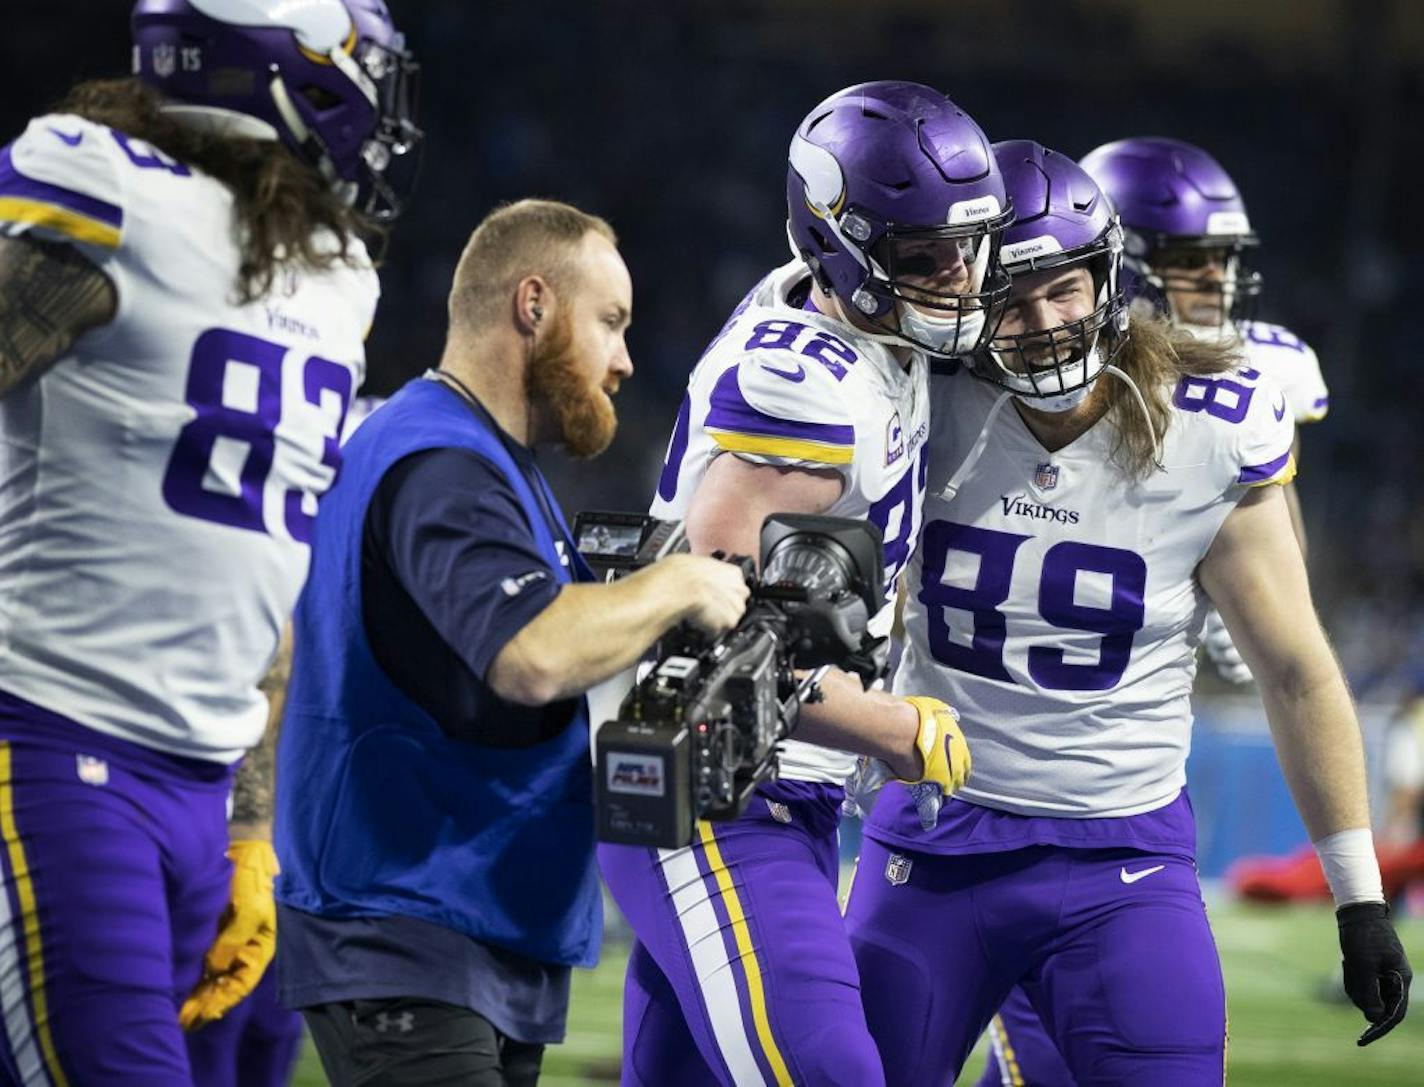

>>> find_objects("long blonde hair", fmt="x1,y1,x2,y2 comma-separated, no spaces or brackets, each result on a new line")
1102,313,1241,479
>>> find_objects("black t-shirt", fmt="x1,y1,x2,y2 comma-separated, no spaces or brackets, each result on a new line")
360,403,579,747
278,388,578,1036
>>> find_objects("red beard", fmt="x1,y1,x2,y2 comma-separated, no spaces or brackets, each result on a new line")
525,310,618,458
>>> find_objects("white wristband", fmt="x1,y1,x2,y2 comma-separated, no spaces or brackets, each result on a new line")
1313,828,1385,907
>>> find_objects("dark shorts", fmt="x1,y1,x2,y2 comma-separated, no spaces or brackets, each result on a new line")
303,998,545,1087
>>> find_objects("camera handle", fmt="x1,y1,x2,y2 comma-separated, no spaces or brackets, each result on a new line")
779,664,831,736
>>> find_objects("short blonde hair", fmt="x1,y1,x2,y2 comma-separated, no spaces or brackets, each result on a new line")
448,199,617,333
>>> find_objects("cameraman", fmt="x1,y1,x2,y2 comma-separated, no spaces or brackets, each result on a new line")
272,200,748,1087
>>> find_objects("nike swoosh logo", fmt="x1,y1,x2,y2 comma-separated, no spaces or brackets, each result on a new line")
761,361,806,383
1273,397,1287,421
1120,864,1166,884
48,127,83,147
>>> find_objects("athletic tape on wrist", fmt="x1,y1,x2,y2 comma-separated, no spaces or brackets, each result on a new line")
1313,827,1385,907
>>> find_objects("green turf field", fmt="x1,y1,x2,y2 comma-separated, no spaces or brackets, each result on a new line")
291,901,1424,1085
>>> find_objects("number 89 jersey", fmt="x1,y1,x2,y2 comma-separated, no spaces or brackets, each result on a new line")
0,115,377,763
895,364,1295,817
652,261,929,784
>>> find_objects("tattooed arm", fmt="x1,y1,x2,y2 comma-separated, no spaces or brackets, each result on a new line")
0,235,117,397
228,623,293,841
181,625,291,1028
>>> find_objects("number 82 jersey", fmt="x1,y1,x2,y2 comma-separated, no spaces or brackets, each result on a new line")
0,114,378,763
652,261,930,784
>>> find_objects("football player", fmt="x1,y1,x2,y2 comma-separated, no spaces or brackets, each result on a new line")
1086,137,1328,685
0,1,418,1083
974,136,1338,1087
597,81,1004,1086
844,141,1410,1085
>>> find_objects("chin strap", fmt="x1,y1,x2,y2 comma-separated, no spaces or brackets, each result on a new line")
938,389,1015,502
1102,363,1162,468
937,363,1162,504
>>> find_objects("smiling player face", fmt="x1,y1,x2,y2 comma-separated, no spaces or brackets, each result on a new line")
992,265,1097,373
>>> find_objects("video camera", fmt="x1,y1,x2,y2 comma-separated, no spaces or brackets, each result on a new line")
572,511,889,849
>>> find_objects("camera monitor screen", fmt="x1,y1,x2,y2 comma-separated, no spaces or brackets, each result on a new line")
578,521,644,558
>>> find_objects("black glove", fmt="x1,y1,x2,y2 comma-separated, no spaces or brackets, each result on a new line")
1337,901,1412,1045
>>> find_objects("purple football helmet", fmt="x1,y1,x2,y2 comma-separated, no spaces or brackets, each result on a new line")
1079,137,1260,329
976,140,1127,410
786,81,1012,358
131,0,421,220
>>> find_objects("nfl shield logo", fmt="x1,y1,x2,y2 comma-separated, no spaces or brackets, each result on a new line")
76,754,109,786
884,853,913,886
152,44,177,78
1033,462,1059,490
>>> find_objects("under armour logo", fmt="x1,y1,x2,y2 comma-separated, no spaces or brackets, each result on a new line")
373,1011,415,1034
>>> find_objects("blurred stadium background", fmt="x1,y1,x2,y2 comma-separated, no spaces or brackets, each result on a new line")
8,0,1424,1082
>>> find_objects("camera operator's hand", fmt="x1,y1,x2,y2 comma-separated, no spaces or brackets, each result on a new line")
660,553,750,636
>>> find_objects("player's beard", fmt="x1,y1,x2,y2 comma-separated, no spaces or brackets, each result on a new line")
525,310,618,458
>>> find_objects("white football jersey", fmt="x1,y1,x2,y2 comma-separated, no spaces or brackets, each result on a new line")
652,261,930,783
1237,320,1328,425
0,114,378,763
894,363,1295,816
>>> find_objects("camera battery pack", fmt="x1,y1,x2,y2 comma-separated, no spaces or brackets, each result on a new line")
595,721,693,848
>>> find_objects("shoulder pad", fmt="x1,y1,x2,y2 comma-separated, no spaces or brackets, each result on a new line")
0,115,129,250
702,353,856,469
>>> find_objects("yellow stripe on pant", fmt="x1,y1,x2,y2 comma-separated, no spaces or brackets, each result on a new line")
0,743,69,1087
988,1014,1025,1087
697,821,794,1087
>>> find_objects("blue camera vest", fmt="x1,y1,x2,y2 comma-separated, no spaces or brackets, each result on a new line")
275,377,601,967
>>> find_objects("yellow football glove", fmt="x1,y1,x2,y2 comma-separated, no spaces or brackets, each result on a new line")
179,839,279,1030
900,696,971,829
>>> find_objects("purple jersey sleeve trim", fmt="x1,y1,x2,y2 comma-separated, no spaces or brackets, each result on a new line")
704,364,854,446
1238,448,1292,485
0,144,122,228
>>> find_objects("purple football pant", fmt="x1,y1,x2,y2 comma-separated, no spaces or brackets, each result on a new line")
597,784,883,1087
0,736,232,1086
845,839,1226,1087
976,986,1075,1087
185,965,302,1087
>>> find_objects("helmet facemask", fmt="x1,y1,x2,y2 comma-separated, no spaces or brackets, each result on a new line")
268,30,422,221
1129,231,1262,334
857,220,1013,357
978,223,1130,412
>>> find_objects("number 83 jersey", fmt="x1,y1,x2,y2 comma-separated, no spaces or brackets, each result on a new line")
0,114,377,763
652,260,930,785
895,363,1295,817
